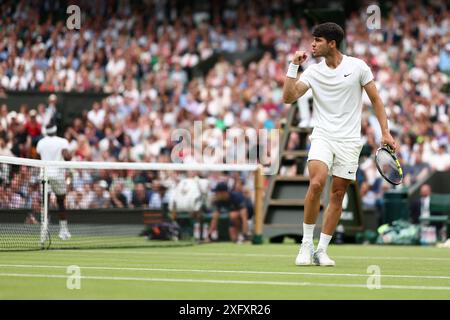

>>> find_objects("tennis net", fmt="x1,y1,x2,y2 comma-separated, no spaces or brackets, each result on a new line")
0,156,262,251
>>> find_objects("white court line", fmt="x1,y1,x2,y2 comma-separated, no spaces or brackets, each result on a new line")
41,250,450,262
1,272,450,291
1,264,450,280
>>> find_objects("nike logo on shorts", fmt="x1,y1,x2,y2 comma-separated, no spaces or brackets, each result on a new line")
348,171,354,174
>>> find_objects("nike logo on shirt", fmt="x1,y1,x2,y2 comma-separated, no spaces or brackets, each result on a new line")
344,73,352,77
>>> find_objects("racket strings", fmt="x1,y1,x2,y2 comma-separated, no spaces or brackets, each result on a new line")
375,149,402,184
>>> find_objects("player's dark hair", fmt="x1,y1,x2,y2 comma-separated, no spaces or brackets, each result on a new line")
45,120,57,136
312,22,345,48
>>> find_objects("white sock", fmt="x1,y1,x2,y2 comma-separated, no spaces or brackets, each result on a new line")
302,223,315,243
60,220,68,231
317,233,333,251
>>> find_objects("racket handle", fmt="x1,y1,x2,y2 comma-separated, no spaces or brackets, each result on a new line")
383,144,394,153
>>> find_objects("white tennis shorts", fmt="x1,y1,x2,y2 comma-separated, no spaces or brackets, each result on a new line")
48,176,67,195
307,137,363,181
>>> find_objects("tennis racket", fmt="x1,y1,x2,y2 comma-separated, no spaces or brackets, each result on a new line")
375,144,403,185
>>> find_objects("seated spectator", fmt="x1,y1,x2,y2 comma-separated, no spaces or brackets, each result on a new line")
118,135,134,162
360,181,382,209
0,137,14,156
110,182,128,208
429,144,450,171
81,183,95,208
0,184,9,208
405,150,432,185
66,187,90,209
148,180,168,210
180,44,200,69
410,184,446,240
87,102,106,130
130,182,150,208
89,180,111,209
74,135,93,160
98,127,121,158
411,184,432,224
10,186,26,208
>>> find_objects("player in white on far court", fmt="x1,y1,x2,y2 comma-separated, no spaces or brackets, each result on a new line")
282,23,396,266
37,122,72,240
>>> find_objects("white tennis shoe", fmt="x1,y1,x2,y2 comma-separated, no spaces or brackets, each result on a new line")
313,248,336,266
59,229,71,240
295,241,314,266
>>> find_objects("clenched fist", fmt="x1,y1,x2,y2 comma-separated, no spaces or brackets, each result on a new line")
292,51,308,65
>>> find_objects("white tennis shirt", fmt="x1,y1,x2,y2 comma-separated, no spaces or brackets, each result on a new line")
37,136,70,177
298,55,374,141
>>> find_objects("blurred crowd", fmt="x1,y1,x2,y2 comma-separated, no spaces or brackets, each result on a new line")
0,0,449,219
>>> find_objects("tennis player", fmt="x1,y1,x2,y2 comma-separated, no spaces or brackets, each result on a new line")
282,22,396,266
37,122,72,240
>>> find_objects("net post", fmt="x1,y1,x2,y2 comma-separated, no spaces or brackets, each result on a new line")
252,165,264,244
40,165,49,248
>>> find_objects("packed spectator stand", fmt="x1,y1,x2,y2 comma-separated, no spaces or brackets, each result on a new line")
0,0,448,222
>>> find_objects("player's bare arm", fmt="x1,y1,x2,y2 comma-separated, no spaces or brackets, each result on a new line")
282,51,310,104
62,148,72,161
363,80,397,151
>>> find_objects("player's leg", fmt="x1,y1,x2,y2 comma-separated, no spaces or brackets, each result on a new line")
313,176,351,266
56,195,67,221
322,176,352,236
296,138,332,266
228,210,240,243
313,140,362,266
56,193,70,240
51,177,71,240
303,160,329,225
